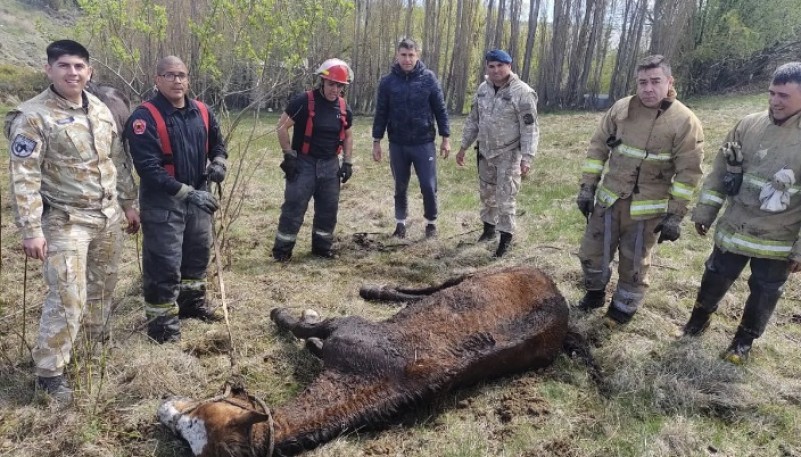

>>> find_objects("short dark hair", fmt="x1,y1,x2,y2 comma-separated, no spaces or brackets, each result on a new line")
772,62,801,86
397,37,420,53
46,40,90,64
636,54,671,77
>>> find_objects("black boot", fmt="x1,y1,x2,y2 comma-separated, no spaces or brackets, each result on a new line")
392,222,406,239
682,304,712,337
577,289,606,311
478,222,497,242
721,328,754,365
147,315,181,344
36,374,73,404
494,232,512,257
177,283,221,321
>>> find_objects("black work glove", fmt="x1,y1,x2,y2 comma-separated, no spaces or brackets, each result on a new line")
186,190,219,214
654,213,682,244
206,157,227,183
280,151,298,182
576,184,596,220
338,162,352,184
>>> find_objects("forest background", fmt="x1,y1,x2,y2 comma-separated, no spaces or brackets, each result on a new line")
1,0,801,114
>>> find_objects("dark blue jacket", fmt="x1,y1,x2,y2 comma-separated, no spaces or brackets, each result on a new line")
125,93,226,208
372,61,450,146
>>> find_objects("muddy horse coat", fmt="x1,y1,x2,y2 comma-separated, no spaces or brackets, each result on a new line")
158,265,569,456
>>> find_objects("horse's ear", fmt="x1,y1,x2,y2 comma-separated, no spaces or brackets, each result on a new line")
229,409,270,428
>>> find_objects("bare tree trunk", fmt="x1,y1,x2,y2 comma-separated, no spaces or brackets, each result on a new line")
508,0,522,71
521,0,542,83
538,0,572,108
405,0,414,37
493,0,507,50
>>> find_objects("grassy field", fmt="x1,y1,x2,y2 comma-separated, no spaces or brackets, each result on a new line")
1,91,800,457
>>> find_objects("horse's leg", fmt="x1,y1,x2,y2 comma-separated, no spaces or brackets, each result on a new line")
270,308,336,340
359,274,470,302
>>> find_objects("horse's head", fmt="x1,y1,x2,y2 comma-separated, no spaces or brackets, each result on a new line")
158,387,273,457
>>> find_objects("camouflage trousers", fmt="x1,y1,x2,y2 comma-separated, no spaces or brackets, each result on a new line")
33,207,124,377
578,198,661,316
478,152,522,234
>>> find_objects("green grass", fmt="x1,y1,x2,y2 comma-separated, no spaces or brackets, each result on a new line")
1,91,800,456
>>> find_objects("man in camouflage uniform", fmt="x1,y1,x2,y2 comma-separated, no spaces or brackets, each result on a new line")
455,49,539,257
5,40,139,403
575,55,704,325
684,62,801,364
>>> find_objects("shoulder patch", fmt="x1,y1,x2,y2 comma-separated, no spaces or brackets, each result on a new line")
10,134,37,158
132,119,147,135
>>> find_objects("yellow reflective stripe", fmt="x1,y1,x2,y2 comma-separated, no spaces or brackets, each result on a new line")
145,302,179,317
670,181,694,200
630,199,668,216
715,227,793,259
743,173,801,195
596,186,618,206
614,144,672,162
582,158,604,174
698,190,725,207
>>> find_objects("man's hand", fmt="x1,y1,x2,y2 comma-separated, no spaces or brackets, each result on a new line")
338,162,353,184
372,142,382,162
186,190,219,214
455,147,467,167
439,137,451,159
23,237,47,260
654,213,682,243
521,162,531,177
280,150,298,181
695,222,708,236
576,184,595,220
124,207,141,234
206,157,227,183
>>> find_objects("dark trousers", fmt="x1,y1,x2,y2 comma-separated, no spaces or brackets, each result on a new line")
141,200,212,311
696,246,789,339
273,154,340,255
389,142,438,222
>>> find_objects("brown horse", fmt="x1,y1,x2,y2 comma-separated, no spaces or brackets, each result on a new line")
158,265,570,456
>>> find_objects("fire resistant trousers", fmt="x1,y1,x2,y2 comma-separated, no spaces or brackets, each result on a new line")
695,246,789,339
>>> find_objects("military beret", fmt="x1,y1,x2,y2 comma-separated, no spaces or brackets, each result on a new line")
485,49,512,64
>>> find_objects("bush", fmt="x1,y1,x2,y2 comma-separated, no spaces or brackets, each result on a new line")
0,64,49,103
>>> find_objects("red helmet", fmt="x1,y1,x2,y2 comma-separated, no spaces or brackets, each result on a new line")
315,58,353,85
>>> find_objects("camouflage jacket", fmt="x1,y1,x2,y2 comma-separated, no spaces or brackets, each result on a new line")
693,110,801,261
579,91,704,220
460,73,539,165
5,87,138,239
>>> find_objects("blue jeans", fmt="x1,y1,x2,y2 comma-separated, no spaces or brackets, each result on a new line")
389,142,438,222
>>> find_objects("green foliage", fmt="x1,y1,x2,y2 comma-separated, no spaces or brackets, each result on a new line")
0,65,48,102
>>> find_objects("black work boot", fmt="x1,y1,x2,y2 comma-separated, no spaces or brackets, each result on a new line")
494,232,513,257
178,285,221,322
147,315,181,344
576,289,606,312
682,304,712,337
311,247,337,259
604,306,634,327
478,222,497,242
721,328,754,365
425,224,437,239
36,374,73,404
392,222,406,239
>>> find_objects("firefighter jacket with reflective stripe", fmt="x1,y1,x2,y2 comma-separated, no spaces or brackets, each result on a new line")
579,92,704,220
692,110,801,261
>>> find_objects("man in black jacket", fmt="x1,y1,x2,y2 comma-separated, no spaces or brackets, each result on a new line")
372,38,450,239
125,55,227,343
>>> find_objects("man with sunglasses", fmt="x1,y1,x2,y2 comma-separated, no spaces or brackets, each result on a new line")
125,56,228,344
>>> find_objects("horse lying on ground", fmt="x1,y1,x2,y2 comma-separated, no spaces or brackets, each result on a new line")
158,265,570,456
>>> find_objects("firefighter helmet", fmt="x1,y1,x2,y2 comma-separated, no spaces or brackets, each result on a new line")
315,58,353,85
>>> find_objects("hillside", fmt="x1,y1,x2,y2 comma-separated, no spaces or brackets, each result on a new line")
0,0,73,69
